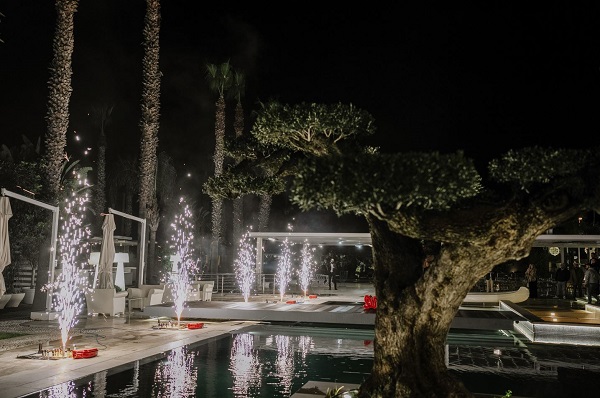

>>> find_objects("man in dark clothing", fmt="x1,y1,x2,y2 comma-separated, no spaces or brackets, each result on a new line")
589,252,600,274
568,262,584,299
328,259,337,290
583,263,600,304
555,263,570,299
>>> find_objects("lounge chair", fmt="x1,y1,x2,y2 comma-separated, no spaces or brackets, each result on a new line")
126,284,165,310
85,288,129,316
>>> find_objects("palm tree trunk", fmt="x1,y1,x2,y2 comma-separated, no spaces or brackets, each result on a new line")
41,0,78,200
257,194,272,232
35,0,79,312
210,94,226,273
232,99,245,244
137,0,161,284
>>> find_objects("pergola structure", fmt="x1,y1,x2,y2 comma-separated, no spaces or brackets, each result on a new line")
248,232,600,275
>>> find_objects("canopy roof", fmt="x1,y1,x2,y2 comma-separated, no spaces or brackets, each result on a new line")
248,232,600,248
248,232,372,247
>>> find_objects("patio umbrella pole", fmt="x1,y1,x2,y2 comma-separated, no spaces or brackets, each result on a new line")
108,208,146,288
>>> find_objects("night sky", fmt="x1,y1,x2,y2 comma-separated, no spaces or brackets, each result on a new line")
1,2,599,228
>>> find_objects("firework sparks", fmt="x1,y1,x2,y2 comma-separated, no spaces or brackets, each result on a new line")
168,197,199,325
275,238,293,302
298,240,316,297
234,229,256,302
48,172,91,352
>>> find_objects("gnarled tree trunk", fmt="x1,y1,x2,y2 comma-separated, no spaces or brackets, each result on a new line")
361,218,479,397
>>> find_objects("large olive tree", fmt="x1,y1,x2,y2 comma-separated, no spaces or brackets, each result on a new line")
208,101,600,397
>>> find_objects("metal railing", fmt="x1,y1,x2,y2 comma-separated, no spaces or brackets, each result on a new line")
195,273,342,296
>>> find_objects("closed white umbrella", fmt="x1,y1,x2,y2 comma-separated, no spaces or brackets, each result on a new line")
97,214,116,289
0,197,12,296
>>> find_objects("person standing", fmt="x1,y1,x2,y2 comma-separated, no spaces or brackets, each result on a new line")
555,263,570,299
525,263,538,299
568,262,584,300
328,259,337,290
589,252,600,274
485,268,496,292
583,263,600,304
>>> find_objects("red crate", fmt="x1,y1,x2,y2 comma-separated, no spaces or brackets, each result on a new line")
72,348,98,359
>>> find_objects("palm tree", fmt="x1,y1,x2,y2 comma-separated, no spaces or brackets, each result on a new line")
137,0,162,284
41,0,79,202
205,61,232,273
146,151,177,282
34,0,79,312
90,104,113,228
230,70,246,245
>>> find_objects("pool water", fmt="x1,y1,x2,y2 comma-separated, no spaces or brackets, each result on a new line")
23,326,600,398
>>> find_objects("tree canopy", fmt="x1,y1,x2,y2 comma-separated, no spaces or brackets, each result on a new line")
207,100,600,397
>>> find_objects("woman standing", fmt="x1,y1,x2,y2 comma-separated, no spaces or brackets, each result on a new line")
525,264,538,298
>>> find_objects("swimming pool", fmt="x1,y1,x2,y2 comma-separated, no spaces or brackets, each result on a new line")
21,325,600,397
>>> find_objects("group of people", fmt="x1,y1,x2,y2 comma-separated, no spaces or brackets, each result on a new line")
525,252,600,304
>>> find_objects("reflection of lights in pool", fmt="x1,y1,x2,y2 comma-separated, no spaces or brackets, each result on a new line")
298,335,314,359
229,334,262,395
550,312,556,316
44,380,81,397
275,335,294,395
153,346,197,397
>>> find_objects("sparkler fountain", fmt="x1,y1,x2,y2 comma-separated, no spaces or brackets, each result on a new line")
297,240,316,297
234,229,256,302
48,173,91,354
275,238,293,302
169,197,199,326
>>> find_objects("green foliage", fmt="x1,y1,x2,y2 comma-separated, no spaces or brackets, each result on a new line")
291,151,483,215
205,61,233,97
204,172,286,200
488,147,591,191
252,101,376,155
0,159,48,289
207,101,376,201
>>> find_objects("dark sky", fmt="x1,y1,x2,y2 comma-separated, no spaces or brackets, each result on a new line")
1,2,599,202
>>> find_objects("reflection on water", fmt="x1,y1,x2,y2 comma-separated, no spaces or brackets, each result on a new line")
24,326,600,398
38,380,88,398
229,333,262,396
152,346,198,397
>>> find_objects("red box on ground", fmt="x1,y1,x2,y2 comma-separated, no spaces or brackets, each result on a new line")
72,348,98,359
